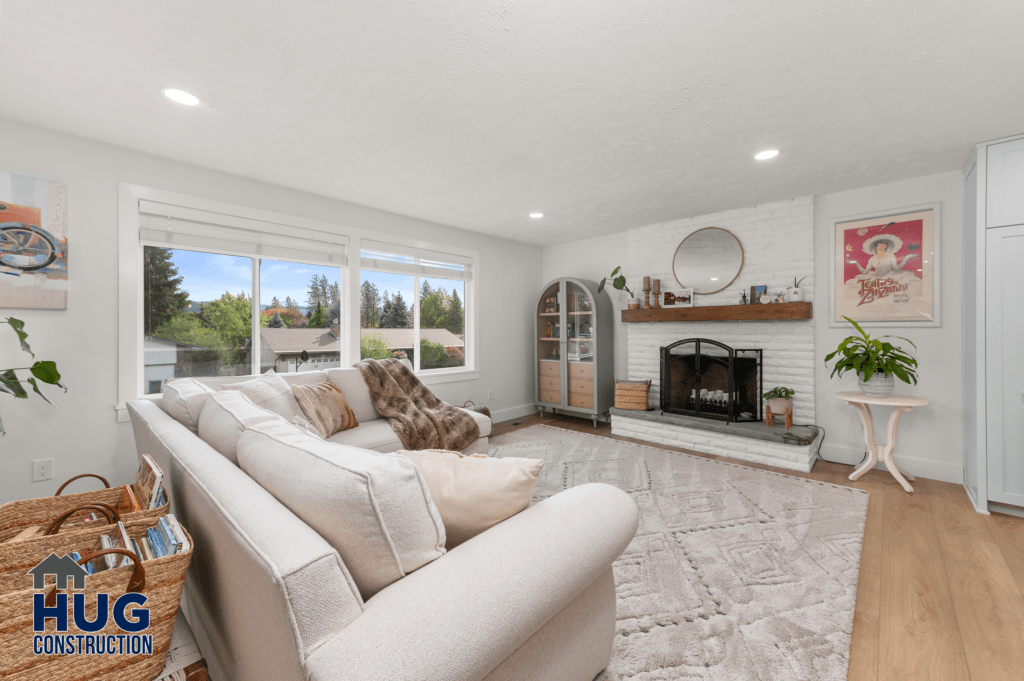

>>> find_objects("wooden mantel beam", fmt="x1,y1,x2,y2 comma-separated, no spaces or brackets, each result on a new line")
621,302,813,322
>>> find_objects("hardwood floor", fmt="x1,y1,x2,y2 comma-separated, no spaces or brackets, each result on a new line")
491,412,1024,681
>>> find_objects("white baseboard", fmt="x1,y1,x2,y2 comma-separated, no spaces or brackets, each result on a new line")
818,441,962,484
489,403,537,424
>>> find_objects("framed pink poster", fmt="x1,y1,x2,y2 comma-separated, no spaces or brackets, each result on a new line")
830,204,940,327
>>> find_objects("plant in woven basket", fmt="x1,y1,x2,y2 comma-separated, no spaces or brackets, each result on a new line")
597,266,635,298
1,317,66,435
825,316,918,383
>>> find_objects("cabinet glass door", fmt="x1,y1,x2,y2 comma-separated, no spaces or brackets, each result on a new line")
566,281,595,410
537,281,562,405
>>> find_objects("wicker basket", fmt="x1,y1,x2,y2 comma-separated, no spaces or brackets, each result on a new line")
0,475,168,544
614,379,651,410
0,518,192,680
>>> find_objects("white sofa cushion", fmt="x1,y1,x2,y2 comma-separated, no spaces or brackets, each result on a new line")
325,368,379,423
326,419,402,452
162,379,215,433
197,390,284,464
221,370,314,422
237,419,447,598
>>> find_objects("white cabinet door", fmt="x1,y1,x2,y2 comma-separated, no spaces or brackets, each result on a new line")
986,224,1024,506
987,138,1024,228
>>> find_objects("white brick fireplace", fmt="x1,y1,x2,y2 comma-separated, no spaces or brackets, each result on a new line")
614,197,819,471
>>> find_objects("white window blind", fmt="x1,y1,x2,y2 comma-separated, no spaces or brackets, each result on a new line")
360,240,472,280
138,200,347,266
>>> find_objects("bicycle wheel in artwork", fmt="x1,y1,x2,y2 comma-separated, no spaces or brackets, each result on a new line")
0,173,69,309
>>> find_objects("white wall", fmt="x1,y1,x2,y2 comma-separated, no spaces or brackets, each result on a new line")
0,117,541,503
541,232,630,379
544,172,964,484
814,170,963,483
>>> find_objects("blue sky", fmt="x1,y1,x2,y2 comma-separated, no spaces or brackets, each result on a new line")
169,249,464,309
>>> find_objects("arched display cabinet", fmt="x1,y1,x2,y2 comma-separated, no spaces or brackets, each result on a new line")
534,277,614,427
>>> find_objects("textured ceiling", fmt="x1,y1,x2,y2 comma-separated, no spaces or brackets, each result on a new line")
1,1,1022,247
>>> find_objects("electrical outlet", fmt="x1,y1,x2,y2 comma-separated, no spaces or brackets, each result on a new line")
488,389,495,400
32,458,53,482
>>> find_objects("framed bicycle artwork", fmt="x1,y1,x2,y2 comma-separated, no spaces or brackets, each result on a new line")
0,173,69,310
830,203,940,328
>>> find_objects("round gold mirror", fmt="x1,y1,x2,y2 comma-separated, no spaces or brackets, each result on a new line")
672,227,744,294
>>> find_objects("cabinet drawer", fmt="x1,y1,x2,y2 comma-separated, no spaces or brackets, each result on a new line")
538,389,561,405
568,392,594,409
538,361,560,376
539,376,561,392
568,362,593,379
568,378,593,394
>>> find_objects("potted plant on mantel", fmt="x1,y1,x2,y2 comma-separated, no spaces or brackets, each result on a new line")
598,266,638,309
824,316,918,398
761,386,795,416
1,317,66,434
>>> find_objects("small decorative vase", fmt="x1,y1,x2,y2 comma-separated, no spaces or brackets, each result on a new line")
858,371,895,397
628,301,640,310
786,287,803,302
767,397,792,415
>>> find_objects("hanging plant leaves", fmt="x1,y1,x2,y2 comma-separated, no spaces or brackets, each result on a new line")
30,361,62,386
5,318,33,357
0,370,27,399
26,377,55,407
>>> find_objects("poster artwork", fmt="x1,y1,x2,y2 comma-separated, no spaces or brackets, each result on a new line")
0,173,69,310
834,208,934,324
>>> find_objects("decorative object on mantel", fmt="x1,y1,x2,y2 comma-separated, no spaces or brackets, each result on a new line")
1,317,66,435
662,289,693,307
738,290,748,305
786,275,808,302
750,285,767,304
672,227,744,295
597,266,638,310
831,204,939,327
651,279,661,309
642,276,652,309
762,386,795,430
614,379,651,410
622,301,812,323
825,316,918,398
838,391,930,492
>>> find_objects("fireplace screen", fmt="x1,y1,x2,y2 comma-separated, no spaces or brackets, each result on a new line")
660,339,762,422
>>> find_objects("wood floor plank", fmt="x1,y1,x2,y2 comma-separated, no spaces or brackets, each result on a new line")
847,487,884,681
864,484,969,680
925,480,1024,681
987,512,1024,601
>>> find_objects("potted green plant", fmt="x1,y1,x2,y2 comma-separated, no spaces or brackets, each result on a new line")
597,266,638,309
761,386,795,416
824,316,918,397
1,317,66,434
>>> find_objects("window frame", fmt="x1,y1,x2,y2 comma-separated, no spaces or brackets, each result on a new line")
117,183,480,422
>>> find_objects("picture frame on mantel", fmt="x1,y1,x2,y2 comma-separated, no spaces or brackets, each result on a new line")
830,202,941,328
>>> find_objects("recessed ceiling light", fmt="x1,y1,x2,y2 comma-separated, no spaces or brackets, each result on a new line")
529,212,544,219
755,149,780,160
710,278,719,281
162,87,201,106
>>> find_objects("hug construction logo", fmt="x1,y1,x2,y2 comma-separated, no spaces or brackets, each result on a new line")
26,553,153,657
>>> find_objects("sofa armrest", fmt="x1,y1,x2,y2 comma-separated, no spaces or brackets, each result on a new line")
305,483,638,681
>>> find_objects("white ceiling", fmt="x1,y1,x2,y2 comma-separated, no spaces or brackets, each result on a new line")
1,1,1022,247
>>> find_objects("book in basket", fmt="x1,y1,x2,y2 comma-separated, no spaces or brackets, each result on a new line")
119,454,164,513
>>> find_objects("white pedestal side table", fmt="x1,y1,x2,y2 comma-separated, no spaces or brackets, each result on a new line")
836,391,930,493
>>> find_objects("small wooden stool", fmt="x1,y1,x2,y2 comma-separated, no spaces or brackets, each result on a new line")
765,406,793,430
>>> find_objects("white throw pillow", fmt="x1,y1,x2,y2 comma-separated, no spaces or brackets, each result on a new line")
221,370,310,422
398,449,543,548
197,390,284,464
237,420,446,598
162,379,215,433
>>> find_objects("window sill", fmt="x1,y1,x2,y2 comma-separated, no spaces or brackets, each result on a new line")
416,369,480,385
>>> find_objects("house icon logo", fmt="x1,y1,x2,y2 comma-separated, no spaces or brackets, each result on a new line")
27,553,89,590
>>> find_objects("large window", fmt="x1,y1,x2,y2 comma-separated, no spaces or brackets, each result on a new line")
143,247,253,393
359,242,472,373
259,259,342,374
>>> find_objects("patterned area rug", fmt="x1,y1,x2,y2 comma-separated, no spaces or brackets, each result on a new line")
489,425,868,681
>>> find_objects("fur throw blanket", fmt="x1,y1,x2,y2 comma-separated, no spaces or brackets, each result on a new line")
356,358,480,451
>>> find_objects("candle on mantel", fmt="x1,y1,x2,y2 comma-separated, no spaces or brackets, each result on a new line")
653,279,661,295
643,276,650,288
